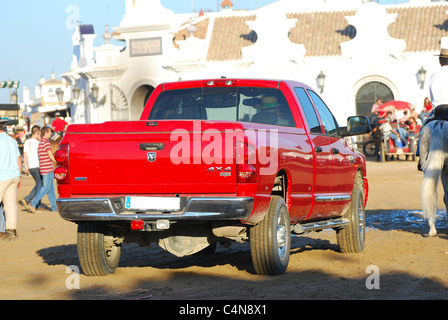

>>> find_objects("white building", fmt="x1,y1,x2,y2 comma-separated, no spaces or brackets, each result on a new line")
56,0,448,125
24,73,69,127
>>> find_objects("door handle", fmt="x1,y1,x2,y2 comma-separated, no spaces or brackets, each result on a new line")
315,146,323,153
139,143,165,151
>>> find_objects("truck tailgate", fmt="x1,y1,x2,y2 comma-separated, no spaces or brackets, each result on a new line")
67,120,238,195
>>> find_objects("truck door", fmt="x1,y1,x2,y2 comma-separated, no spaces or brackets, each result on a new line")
294,87,334,220
307,90,353,218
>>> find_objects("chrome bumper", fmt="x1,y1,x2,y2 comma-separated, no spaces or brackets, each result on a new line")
57,196,254,222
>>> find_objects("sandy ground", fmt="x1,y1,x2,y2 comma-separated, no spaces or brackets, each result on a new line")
1,157,448,301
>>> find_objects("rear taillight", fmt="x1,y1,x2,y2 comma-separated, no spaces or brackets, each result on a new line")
131,220,145,230
54,143,69,183
237,164,257,183
54,148,67,163
54,166,68,181
236,139,257,183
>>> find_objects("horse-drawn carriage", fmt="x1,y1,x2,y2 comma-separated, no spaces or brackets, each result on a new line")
363,100,420,162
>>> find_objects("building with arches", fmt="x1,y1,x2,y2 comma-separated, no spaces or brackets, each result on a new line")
60,0,448,125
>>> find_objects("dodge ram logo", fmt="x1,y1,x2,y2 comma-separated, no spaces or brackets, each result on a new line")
147,152,157,162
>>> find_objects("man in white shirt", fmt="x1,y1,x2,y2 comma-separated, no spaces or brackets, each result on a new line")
422,48,448,123
20,125,42,209
429,48,448,108
416,48,448,163
380,117,407,149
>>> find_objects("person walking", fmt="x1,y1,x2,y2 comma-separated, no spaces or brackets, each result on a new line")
0,119,22,240
20,125,42,210
28,127,58,213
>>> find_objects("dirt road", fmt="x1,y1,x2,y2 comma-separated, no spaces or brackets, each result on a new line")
1,159,447,300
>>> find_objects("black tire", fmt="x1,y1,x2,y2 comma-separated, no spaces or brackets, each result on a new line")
77,223,121,276
250,196,291,275
337,172,366,253
362,140,377,157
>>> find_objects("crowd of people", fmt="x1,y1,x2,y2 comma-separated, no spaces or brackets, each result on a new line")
0,113,67,241
367,96,433,153
365,47,448,167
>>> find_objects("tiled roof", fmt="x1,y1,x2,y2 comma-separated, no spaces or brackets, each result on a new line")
173,5,448,61
387,5,448,52
288,11,356,57
206,15,256,61
173,18,210,49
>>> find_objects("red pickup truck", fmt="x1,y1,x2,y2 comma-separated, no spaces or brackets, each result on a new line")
54,79,370,276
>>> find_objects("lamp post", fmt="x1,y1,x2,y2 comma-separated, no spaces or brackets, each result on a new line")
10,90,18,104
55,87,66,118
72,85,81,101
317,71,326,94
9,90,19,126
91,83,99,102
418,66,426,90
56,87,64,104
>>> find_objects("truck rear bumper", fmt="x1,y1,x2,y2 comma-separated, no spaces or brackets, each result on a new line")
57,196,254,222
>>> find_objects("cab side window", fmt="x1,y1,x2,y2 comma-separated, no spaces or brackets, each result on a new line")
307,90,339,136
294,87,322,134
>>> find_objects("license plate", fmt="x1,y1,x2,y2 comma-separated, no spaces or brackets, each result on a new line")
125,196,181,211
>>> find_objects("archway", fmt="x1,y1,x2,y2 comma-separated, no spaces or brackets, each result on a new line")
130,85,155,120
356,81,394,116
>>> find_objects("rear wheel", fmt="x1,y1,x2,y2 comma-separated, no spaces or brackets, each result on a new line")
250,196,291,275
337,172,366,253
362,140,376,157
77,223,121,276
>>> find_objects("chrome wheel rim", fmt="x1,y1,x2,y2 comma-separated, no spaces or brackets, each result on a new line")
358,196,365,242
277,215,288,260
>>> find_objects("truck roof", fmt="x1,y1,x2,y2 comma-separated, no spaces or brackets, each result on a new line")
160,78,309,91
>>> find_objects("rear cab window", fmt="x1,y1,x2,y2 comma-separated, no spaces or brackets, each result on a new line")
148,87,296,127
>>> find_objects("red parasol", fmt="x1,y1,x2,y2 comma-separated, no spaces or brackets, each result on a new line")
378,100,415,119
378,100,414,112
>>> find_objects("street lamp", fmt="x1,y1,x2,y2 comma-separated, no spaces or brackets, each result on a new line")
72,85,81,101
418,66,426,90
55,87,68,117
91,84,99,102
317,71,326,94
10,90,18,104
56,87,64,103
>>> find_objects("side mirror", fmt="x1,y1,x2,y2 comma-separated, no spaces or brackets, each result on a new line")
340,116,371,137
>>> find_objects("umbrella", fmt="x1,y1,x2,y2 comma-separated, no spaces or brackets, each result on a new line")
377,100,416,120
378,100,414,112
